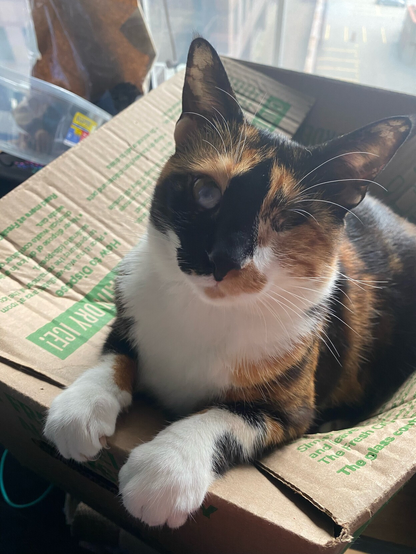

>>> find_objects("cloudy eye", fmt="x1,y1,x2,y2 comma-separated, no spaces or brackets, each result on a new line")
193,177,222,210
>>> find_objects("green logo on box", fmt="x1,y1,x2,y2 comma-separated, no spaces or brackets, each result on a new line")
27,272,116,360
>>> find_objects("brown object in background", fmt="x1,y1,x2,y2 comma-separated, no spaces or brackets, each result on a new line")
31,0,90,98
31,0,156,102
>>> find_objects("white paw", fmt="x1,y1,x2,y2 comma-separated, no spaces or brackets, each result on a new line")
44,383,122,462
119,435,214,528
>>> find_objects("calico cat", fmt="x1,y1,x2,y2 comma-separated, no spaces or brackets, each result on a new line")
44,38,416,529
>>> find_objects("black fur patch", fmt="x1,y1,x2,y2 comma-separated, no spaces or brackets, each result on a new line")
102,276,137,359
212,432,245,475
102,317,136,359
211,161,273,260
150,129,313,280
223,402,267,431
273,342,315,387
152,160,275,278
284,405,316,433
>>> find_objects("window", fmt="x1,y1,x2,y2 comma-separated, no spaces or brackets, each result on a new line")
142,0,416,95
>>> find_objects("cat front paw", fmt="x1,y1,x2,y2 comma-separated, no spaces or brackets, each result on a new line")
119,437,214,528
44,384,122,462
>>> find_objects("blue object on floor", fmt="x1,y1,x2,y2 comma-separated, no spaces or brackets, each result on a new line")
0,449,53,508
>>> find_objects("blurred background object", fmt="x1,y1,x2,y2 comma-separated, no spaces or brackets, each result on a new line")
142,0,289,87
142,0,416,96
30,0,156,105
0,0,156,180
0,65,111,166
1,0,415,172
0,0,40,77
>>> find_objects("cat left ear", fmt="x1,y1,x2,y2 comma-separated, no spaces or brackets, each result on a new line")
307,116,414,211
174,38,243,146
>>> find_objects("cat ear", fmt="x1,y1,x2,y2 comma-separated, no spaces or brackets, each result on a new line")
307,116,414,211
174,38,243,146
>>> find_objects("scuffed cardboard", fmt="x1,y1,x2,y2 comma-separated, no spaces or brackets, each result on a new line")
1,58,416,553
260,371,416,535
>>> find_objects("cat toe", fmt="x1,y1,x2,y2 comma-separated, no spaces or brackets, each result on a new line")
119,439,211,528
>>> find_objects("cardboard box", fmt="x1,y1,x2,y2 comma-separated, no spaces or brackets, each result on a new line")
1,58,416,554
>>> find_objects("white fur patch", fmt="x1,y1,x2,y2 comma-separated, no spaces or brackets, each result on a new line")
119,408,258,528
44,354,132,462
118,223,337,414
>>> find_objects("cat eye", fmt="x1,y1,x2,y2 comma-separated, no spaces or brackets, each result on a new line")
193,177,222,210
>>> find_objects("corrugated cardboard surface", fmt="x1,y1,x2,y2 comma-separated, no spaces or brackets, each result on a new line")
1,59,416,552
222,59,315,137
260,372,416,534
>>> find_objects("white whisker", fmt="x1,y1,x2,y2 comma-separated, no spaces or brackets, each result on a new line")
237,124,249,164
235,124,246,164
259,296,291,344
338,271,388,285
254,302,268,343
288,208,320,225
237,91,267,164
184,111,227,155
214,86,245,115
212,106,233,155
202,139,229,176
295,151,379,189
295,198,364,224
297,177,386,200
288,283,353,313
326,307,359,336
214,86,249,164
250,92,268,123
317,331,342,366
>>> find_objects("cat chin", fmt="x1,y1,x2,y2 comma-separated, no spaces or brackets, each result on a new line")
185,273,268,307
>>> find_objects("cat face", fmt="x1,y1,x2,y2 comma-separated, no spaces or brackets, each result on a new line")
150,38,412,304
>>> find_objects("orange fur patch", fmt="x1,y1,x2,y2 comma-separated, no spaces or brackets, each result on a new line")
272,221,340,279
264,417,285,444
185,146,270,192
161,122,274,193
325,239,374,407
225,341,319,410
230,341,309,389
266,162,298,204
204,262,267,299
113,354,136,394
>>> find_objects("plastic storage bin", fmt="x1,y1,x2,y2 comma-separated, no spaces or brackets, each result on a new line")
0,66,111,166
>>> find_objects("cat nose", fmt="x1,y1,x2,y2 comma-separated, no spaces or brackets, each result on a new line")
209,250,242,282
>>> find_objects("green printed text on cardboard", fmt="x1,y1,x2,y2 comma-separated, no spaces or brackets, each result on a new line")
26,272,116,360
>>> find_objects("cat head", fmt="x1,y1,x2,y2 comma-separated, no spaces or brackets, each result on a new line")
150,38,413,305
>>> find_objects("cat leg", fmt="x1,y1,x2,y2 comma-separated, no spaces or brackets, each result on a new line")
119,402,314,528
44,324,136,462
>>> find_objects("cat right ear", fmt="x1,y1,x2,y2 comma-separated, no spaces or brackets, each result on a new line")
304,116,414,211
174,38,244,146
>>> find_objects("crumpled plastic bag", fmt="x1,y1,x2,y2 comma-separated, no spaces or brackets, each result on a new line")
30,0,156,104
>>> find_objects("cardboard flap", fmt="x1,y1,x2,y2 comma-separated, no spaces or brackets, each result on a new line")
222,59,315,137
259,371,416,531
0,61,314,387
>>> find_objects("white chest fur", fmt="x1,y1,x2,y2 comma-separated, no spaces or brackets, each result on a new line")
118,226,332,414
